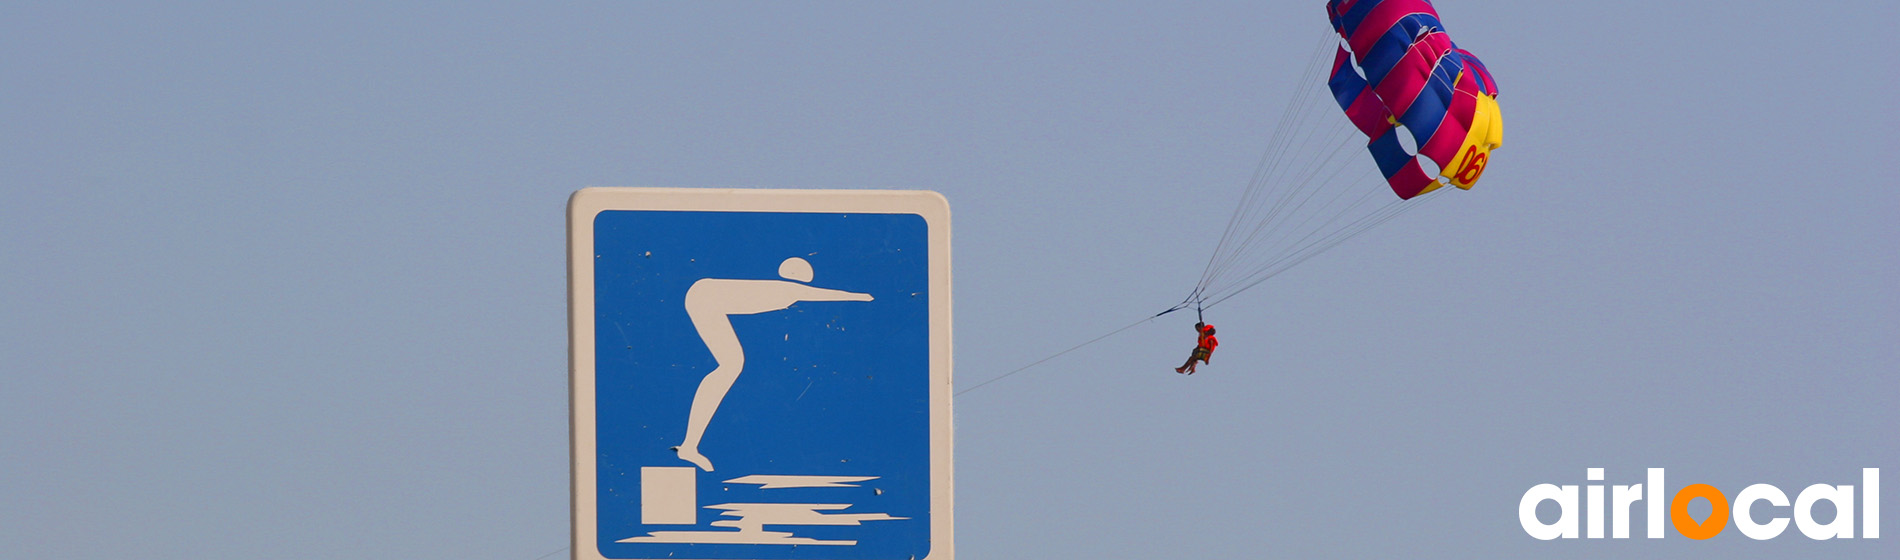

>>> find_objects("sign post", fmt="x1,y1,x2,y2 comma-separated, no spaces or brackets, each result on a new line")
569,188,953,560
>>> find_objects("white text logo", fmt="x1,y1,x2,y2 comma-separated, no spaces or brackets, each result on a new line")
1520,468,1880,540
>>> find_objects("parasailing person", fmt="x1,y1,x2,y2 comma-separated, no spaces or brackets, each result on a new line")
1174,321,1219,375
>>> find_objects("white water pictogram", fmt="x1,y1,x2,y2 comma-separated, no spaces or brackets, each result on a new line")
622,473,905,545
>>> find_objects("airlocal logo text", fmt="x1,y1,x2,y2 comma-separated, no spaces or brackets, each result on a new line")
1520,468,1879,540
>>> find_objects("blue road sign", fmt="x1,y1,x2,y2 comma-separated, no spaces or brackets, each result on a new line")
569,189,953,560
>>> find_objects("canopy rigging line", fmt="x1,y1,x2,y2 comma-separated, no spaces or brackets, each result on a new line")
959,17,1480,397
954,313,1160,397
956,294,1224,398
1181,26,1443,313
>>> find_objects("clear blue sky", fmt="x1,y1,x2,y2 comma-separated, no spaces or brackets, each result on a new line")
3,2,1895,558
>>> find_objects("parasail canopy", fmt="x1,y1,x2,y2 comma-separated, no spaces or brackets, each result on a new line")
1176,1,1503,315
1326,0,1503,199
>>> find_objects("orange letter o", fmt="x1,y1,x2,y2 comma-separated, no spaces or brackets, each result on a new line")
1671,484,1730,540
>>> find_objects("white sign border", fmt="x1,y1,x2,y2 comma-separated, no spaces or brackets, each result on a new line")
567,187,954,560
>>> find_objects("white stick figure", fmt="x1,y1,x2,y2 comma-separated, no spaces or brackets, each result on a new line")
673,257,873,471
